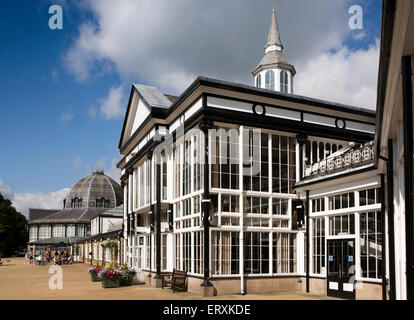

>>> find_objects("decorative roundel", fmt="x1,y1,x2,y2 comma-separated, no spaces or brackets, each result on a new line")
253,104,266,116
335,118,346,129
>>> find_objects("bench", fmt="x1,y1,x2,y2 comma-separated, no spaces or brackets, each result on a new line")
161,269,188,292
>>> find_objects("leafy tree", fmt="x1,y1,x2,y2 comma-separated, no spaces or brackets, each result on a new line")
0,193,28,257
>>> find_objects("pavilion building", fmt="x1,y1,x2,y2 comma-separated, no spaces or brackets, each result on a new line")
115,8,398,299
27,170,123,256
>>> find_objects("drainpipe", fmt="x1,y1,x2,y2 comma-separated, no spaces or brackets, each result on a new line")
387,139,396,300
240,191,245,295
155,152,162,280
200,120,213,288
380,174,387,300
305,190,310,293
402,55,414,300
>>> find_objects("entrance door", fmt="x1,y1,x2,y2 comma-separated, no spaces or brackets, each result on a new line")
327,239,356,299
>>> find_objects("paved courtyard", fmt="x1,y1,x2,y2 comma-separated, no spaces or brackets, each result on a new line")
0,258,335,300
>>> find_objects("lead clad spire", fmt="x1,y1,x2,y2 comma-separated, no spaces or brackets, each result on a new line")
265,8,283,51
252,8,295,94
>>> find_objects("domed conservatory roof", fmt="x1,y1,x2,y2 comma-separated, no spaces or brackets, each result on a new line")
28,170,123,224
64,170,123,210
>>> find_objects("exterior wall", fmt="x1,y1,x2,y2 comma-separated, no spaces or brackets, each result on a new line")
356,282,382,300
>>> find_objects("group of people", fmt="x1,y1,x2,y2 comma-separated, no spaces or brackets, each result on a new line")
51,251,73,265
24,250,73,265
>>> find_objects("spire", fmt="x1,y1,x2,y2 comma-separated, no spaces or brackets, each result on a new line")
265,8,283,50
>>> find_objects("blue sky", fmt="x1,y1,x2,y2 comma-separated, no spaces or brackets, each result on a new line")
0,0,382,215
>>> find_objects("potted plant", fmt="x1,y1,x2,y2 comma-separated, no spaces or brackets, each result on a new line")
101,265,120,288
88,262,103,282
118,263,136,286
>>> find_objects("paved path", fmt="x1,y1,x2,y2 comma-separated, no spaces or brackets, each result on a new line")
0,258,335,300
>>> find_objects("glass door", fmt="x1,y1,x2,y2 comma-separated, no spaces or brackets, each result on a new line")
327,239,355,299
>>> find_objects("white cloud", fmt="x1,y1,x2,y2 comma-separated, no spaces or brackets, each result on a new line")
106,157,121,183
0,179,14,200
0,179,70,217
88,106,97,117
63,0,354,94
99,85,125,119
294,39,380,109
61,111,74,122
12,188,70,217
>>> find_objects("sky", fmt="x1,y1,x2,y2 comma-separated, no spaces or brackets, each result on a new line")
0,0,382,216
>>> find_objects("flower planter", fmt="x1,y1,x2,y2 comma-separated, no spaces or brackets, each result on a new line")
90,272,101,282
120,274,134,286
102,277,120,288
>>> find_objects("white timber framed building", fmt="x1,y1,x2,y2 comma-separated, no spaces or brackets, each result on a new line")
116,3,414,300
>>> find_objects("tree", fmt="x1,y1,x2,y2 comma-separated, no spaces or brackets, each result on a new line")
0,193,28,257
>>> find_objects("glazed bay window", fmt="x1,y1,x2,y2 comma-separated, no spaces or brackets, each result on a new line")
174,234,181,270
312,217,325,274
271,134,296,194
243,131,268,192
52,224,65,238
329,214,355,235
29,226,38,242
245,197,269,214
273,232,297,274
244,232,269,274
312,197,325,212
272,198,288,215
193,231,203,275
359,188,381,206
245,218,269,227
360,212,383,279
183,140,192,195
328,192,355,210
221,217,240,226
212,231,240,275
221,195,240,213
174,145,181,198
67,224,75,237
193,132,203,192
211,127,239,190
76,224,85,237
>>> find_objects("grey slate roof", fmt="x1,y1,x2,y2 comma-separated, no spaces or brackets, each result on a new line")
101,204,123,217
133,84,172,109
28,209,60,221
29,208,109,224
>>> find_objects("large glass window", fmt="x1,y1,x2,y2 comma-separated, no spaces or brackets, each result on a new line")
212,231,240,275
272,198,288,215
271,135,296,194
272,232,296,274
244,232,269,274
193,231,203,275
244,197,269,214
360,212,383,279
312,218,325,274
359,188,381,206
312,197,325,212
52,224,65,238
265,70,275,90
328,192,355,210
211,127,239,190
221,195,239,213
329,214,355,235
280,70,288,93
